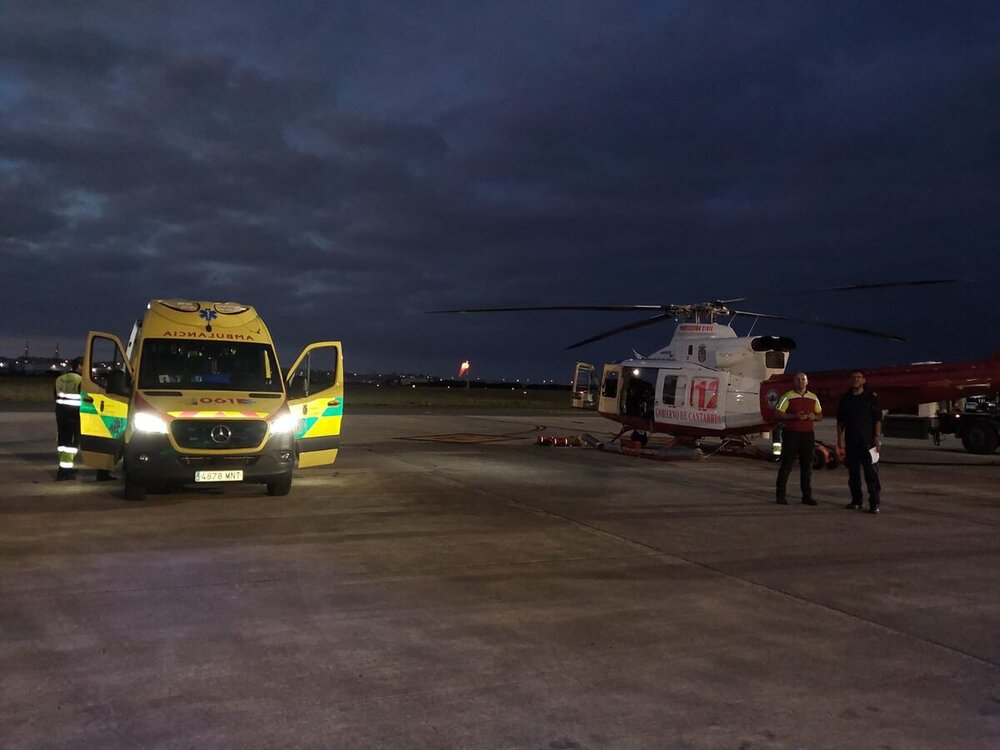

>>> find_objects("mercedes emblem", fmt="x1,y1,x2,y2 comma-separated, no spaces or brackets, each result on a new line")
210,425,232,444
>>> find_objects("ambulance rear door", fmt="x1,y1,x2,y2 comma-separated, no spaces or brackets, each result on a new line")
285,342,344,468
80,331,132,470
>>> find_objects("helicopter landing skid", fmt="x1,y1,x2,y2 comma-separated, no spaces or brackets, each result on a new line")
699,435,776,461
584,431,704,462
699,435,844,469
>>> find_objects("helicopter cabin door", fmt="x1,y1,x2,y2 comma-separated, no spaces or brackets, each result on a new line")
656,371,689,414
597,365,623,416
571,362,597,408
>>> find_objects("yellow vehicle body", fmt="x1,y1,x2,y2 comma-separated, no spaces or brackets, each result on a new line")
79,299,343,499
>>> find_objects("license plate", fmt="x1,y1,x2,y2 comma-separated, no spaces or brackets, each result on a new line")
195,470,244,482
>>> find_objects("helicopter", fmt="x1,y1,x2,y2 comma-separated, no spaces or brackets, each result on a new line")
432,281,1000,455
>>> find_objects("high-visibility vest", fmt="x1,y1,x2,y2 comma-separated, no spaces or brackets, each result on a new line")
54,372,82,407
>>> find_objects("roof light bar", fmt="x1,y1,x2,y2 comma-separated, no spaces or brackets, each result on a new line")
215,302,249,314
161,300,201,312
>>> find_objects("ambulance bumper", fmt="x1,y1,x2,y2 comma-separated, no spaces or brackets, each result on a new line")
123,433,296,487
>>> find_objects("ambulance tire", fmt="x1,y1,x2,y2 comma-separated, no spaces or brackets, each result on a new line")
266,474,292,496
123,476,147,502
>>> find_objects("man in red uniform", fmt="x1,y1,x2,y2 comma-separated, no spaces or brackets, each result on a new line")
774,372,823,505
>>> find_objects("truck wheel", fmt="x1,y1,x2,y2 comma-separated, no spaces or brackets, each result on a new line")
266,474,292,496
961,422,999,454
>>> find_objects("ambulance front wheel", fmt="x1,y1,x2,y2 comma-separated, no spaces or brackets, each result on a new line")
123,475,147,502
266,474,292,496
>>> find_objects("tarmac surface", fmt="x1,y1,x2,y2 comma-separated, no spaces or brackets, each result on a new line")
1,409,998,749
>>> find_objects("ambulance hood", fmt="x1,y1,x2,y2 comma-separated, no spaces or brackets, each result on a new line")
136,389,287,421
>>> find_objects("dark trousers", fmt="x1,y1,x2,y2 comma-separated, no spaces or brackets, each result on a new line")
845,444,881,508
776,430,814,502
55,405,80,477
55,406,79,450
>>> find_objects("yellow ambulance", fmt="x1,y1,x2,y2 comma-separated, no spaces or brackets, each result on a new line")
79,299,343,501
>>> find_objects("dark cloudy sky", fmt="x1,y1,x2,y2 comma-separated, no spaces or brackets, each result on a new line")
2,1,998,380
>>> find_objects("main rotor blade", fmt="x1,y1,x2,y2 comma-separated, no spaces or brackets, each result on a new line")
428,304,665,313
565,312,676,350
816,279,959,292
732,310,906,341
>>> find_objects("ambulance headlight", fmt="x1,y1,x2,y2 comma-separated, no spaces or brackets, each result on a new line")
134,411,169,434
268,413,298,435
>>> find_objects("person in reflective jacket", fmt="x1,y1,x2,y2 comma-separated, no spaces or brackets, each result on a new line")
54,358,83,480
774,372,823,505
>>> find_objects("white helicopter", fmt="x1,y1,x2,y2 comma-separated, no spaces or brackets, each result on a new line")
432,281,993,448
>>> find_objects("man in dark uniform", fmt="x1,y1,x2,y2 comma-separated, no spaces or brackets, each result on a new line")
837,370,882,513
774,372,823,505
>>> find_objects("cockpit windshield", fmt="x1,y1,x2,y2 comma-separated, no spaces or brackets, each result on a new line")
138,339,283,392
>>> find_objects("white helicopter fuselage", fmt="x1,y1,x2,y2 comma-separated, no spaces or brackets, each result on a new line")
577,323,794,438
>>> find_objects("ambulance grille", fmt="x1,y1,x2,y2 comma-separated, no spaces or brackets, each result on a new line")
177,456,260,467
171,420,267,450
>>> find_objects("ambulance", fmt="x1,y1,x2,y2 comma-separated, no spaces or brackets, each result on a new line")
79,299,343,501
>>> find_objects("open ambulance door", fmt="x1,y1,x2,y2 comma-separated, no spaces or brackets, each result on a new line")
285,341,344,468
80,331,132,470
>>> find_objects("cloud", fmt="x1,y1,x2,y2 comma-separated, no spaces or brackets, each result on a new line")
1,1,997,378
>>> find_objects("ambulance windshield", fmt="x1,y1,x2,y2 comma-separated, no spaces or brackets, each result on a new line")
138,339,283,392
